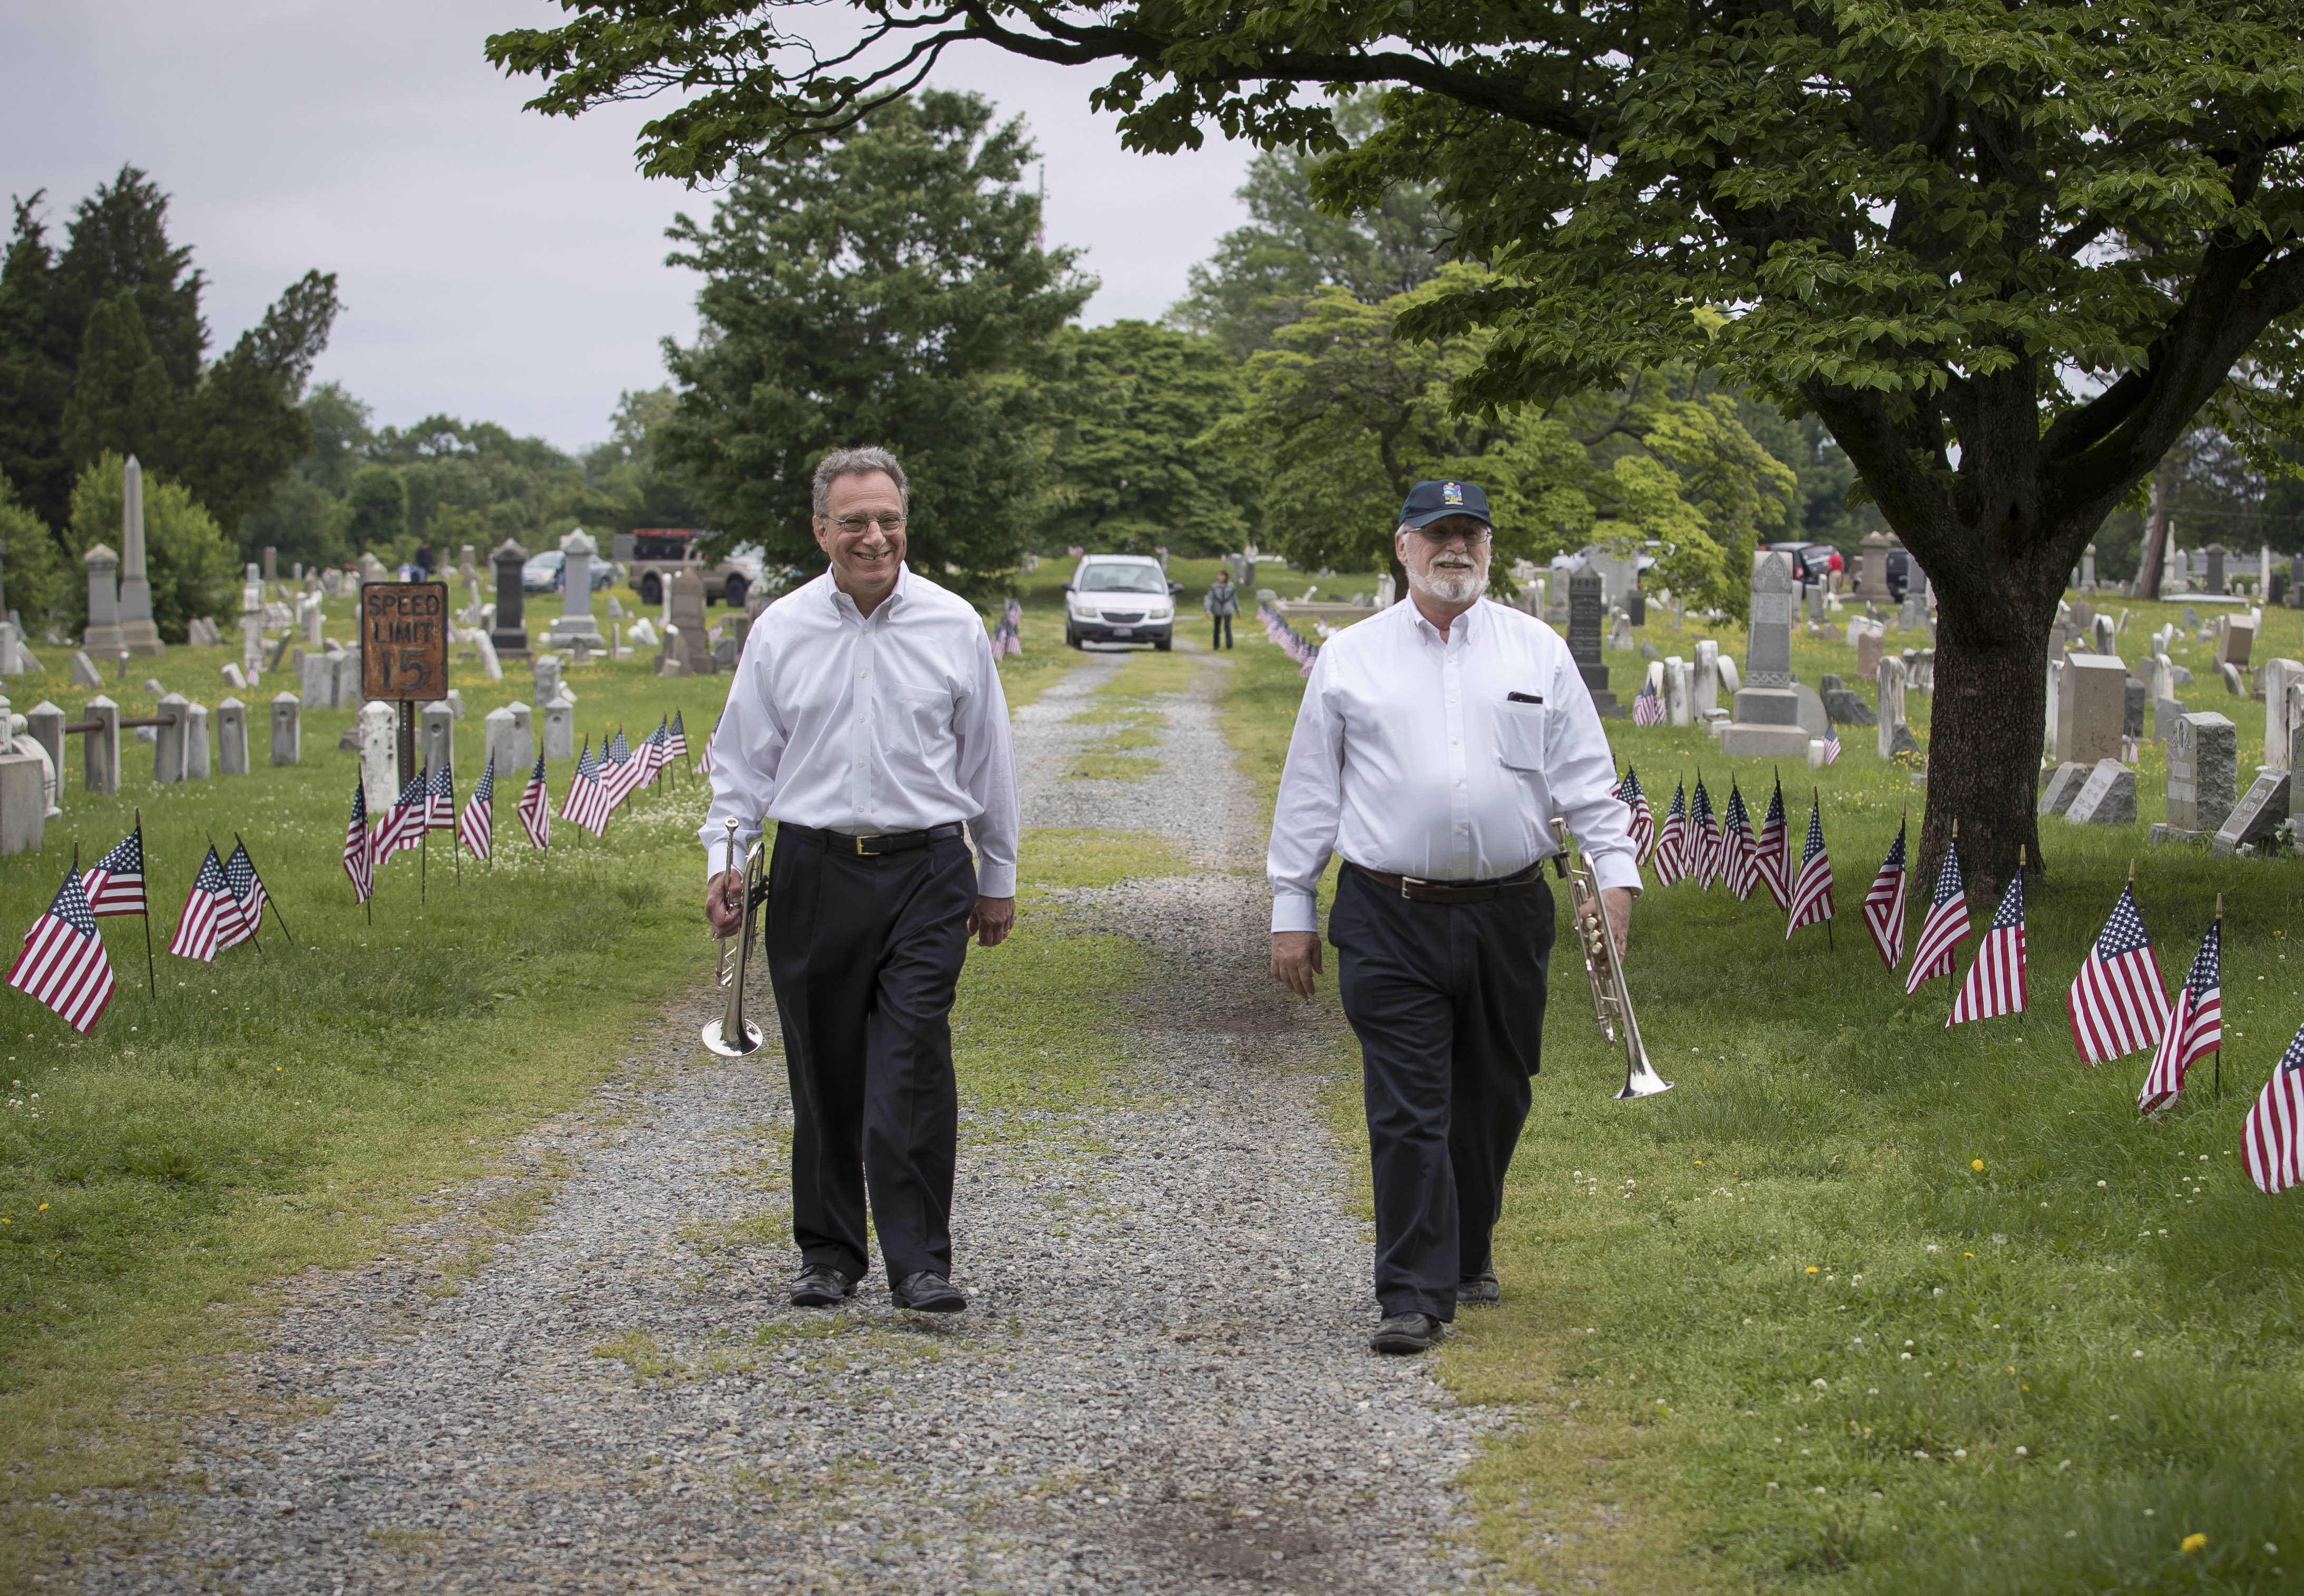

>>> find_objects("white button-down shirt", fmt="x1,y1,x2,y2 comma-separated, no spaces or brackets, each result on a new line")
700,565,1019,896
1267,597,1640,933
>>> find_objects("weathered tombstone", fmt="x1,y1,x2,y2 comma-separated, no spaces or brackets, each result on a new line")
1721,553,1807,755
23,702,63,782
1806,585,1826,624
183,702,210,779
666,568,714,675
483,705,518,775
508,700,535,773
1569,565,1619,714
270,692,300,765
300,650,336,709
421,701,455,776
2219,616,2257,668
470,629,503,682
82,543,123,657
2291,557,2304,608
1607,610,1633,652
1875,658,1907,756
2064,759,2138,825
2124,677,2146,738
547,530,604,647
2221,662,2247,696
2203,544,2227,596
542,692,575,760
0,741,40,856
2268,659,2304,773
491,539,530,658
1692,639,1720,718
1718,655,1741,697
1662,656,1690,725
216,697,248,775
81,696,119,795
2038,761,2091,817
533,654,562,704
2213,771,2290,856
357,700,398,811
1855,625,1884,683
222,662,246,691
629,616,659,649
302,593,325,647
1792,682,1828,737
1817,671,1872,726
2055,654,2127,765
71,651,102,688
116,458,163,656
153,693,189,783
2081,544,2096,590
444,688,465,721
606,595,625,622
2165,712,2237,835
1855,530,1896,601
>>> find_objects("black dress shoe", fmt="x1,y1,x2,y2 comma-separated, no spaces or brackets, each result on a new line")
891,1270,966,1313
789,1264,857,1307
1458,1270,1501,1306
1369,1313,1445,1355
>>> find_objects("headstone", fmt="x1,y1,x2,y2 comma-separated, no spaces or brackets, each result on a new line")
1568,566,1617,713
216,697,248,775
2290,557,2304,608
484,705,520,776
270,692,300,765
23,702,63,784
421,701,455,776
0,619,19,677
492,539,531,658
507,700,535,774
2071,600,2096,635
116,457,163,656
1793,683,1828,738
629,616,659,649
2064,760,2137,825
300,651,337,710
547,530,604,646
1874,659,1907,755
1721,553,1806,755
2055,654,2127,765
459,628,499,682
665,569,714,675
321,568,344,599
1607,611,1633,652
1691,641,1719,718
0,748,41,857
1884,722,1923,761
2123,677,2146,737
71,651,102,688
2081,544,2096,590
154,693,189,783
2163,540,2187,597
1806,585,1826,624
2203,544,2227,596
1855,530,1896,602
542,692,575,760
2222,662,2247,696
533,654,562,704
222,663,247,691
2213,771,2290,855
302,593,325,646
178,701,207,780
2165,712,2237,834
2219,616,2257,668
2038,761,2090,816
357,701,398,811
1718,656,1741,697
1662,656,1690,725
1818,672,1874,726
445,688,465,721
82,696,119,795
82,543,124,656
2184,605,2200,628
607,595,625,621
2266,659,2304,773
1855,625,1884,682
358,551,391,587
1638,639,1659,662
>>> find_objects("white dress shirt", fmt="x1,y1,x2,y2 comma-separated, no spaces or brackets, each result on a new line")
1267,596,1640,933
701,565,1019,896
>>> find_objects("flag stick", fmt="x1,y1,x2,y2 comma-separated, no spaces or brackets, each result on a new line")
1816,787,1832,950
2214,891,2224,1101
420,821,427,904
236,832,293,945
134,814,156,994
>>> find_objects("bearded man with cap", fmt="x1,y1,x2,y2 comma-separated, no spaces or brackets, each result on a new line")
1266,480,1640,1354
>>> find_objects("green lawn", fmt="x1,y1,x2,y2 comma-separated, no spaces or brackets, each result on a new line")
1218,596,2304,1593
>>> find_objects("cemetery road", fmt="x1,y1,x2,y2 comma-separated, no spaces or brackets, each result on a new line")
74,644,1521,1594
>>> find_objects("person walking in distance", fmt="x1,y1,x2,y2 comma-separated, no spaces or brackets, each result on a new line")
1265,481,1639,1355
702,446,1020,1315
1205,565,1240,650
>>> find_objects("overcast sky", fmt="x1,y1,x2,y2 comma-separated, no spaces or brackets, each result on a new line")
0,0,1257,456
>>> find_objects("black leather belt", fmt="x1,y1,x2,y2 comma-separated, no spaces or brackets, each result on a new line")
785,821,965,856
1347,861,1545,904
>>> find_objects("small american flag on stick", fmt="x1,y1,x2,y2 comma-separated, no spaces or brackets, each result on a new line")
168,845,244,963
1616,767,1656,865
1631,682,1664,725
375,773,428,862
1754,776,1791,911
1905,834,1970,994
1690,777,1721,889
1861,819,1908,971
518,748,552,850
81,825,148,917
1653,780,1689,886
1821,723,1841,764
2067,879,2171,1065
6,869,115,1033
1785,795,1834,938
2140,914,2221,1115
562,740,612,837
459,755,496,862
426,762,456,832
1947,859,2026,1026
1719,782,1757,900
221,841,265,951
2244,1015,2304,1195
666,711,689,762
342,779,374,903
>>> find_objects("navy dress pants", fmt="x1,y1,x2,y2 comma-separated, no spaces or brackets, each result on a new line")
763,828,976,1285
1329,862,1554,1321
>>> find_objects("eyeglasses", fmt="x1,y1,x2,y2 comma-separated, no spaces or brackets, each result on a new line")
1409,524,1491,546
828,513,907,534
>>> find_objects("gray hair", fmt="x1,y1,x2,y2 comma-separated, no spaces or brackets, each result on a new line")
811,447,909,516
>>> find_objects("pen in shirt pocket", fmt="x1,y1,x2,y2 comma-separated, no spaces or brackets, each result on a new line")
1506,692,1544,705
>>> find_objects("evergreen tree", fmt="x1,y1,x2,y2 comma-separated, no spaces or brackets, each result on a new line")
58,290,176,468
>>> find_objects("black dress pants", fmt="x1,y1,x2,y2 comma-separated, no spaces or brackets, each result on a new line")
762,828,976,1285
1329,863,1554,1321
1211,614,1233,649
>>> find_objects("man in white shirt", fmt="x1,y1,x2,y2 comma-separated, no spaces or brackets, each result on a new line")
702,446,1019,1315
1266,480,1639,1354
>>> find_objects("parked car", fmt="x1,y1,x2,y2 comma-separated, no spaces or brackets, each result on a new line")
1764,540,1842,589
1064,555,1181,651
522,550,615,594
625,528,762,608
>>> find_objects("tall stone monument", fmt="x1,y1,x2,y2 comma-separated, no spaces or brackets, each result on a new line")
1720,551,1808,756
491,539,531,658
82,543,124,657
116,456,165,656
547,529,604,647
1855,530,1896,602
1568,564,1619,714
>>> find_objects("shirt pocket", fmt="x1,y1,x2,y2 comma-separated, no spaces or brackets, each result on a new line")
1494,702,1549,773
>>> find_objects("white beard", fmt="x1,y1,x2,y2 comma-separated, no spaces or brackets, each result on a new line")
1409,553,1488,607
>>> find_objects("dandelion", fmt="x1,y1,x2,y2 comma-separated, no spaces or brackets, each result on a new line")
1806,1266,1819,1274
2182,1534,2206,1553
1972,1159,1985,1171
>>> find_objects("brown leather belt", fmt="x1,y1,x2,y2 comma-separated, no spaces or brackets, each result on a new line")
1347,861,1545,904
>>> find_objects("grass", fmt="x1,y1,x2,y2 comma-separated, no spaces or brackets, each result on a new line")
1213,595,2304,1592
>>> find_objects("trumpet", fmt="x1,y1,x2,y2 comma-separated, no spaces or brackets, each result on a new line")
703,819,768,1058
1551,817,1673,1100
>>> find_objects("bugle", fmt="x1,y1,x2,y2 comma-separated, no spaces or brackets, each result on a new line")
1551,817,1672,1100
703,819,768,1057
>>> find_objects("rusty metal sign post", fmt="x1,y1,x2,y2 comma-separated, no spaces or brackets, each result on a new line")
360,580,450,812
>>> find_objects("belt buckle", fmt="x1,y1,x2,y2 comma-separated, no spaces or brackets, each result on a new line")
1398,874,1425,900
854,834,874,856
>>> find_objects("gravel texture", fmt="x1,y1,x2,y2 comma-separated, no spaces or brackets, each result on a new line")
67,642,1512,1594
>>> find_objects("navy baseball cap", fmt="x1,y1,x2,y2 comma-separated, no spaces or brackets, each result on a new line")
1399,479,1492,529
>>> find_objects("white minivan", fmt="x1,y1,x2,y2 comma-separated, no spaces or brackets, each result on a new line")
1063,554,1181,651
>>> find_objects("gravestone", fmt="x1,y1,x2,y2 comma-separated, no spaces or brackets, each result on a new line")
217,698,248,775
1793,682,1828,737
421,701,455,776
2266,659,2304,773
2291,557,2304,608
445,688,465,721
1662,656,1690,725
665,568,713,674
470,629,503,682
0,741,40,856
2055,654,2127,765
1722,554,1807,755
116,457,163,656
300,651,336,710
302,593,325,646
2203,544,2227,596
1608,611,1633,652
2222,662,2247,696
1568,566,1619,713
484,705,521,776
629,617,659,649
1855,530,1896,601
2071,600,2095,635
1693,639,1720,718
1855,625,1885,682
2039,761,2091,817
1639,639,1659,662
1875,658,1907,756
357,700,398,811
1818,672,1874,726
2082,544,2096,589
2184,605,2200,628
542,692,575,760
2213,771,2290,856
2064,760,2137,825
182,703,209,780
23,702,63,783
491,539,530,658
70,651,101,688
547,530,604,647
1718,655,1741,697
2124,677,2146,737
270,693,300,765
2165,712,2237,834
533,654,562,704
1807,585,1826,624
1884,722,1923,761
82,543,123,657
2220,616,2257,668
153,693,189,783
222,663,246,691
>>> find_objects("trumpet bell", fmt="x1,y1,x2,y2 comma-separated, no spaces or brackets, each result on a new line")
701,1016,765,1058
1615,1053,1674,1099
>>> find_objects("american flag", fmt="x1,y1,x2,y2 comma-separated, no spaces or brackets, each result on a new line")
168,845,244,962
342,778,374,903
1616,766,1656,865
1861,820,1908,971
80,826,148,918
1947,866,2026,1026
1821,723,1842,764
1653,780,1689,885
1632,683,1664,725
1719,782,1757,900
1690,777,1721,889
459,755,496,861
2067,883,2171,1065
2244,1016,2304,1194
1754,776,1791,911
374,772,429,862
223,841,267,943
1785,796,1834,938
518,748,552,850
562,740,611,836
1905,838,1970,994
6,869,115,1033
666,711,689,761
2140,919,2221,1115
426,761,456,831
639,718,672,783
696,713,719,777
601,729,644,810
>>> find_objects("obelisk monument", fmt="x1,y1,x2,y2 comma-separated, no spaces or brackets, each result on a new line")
117,455,165,656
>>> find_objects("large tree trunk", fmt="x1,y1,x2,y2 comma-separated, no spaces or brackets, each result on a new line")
2136,470,2173,602
1916,608,2056,910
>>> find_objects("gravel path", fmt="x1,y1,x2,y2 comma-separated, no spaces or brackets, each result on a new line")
69,642,1513,1594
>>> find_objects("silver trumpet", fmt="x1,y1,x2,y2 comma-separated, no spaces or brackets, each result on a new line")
1551,816,1673,1100
703,819,767,1057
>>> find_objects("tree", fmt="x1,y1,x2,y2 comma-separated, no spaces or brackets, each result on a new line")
1043,321,1253,554
57,290,175,468
489,0,2304,897
0,469,68,636
61,454,233,643
168,268,341,533
581,385,704,533
346,465,408,549
652,90,1092,600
